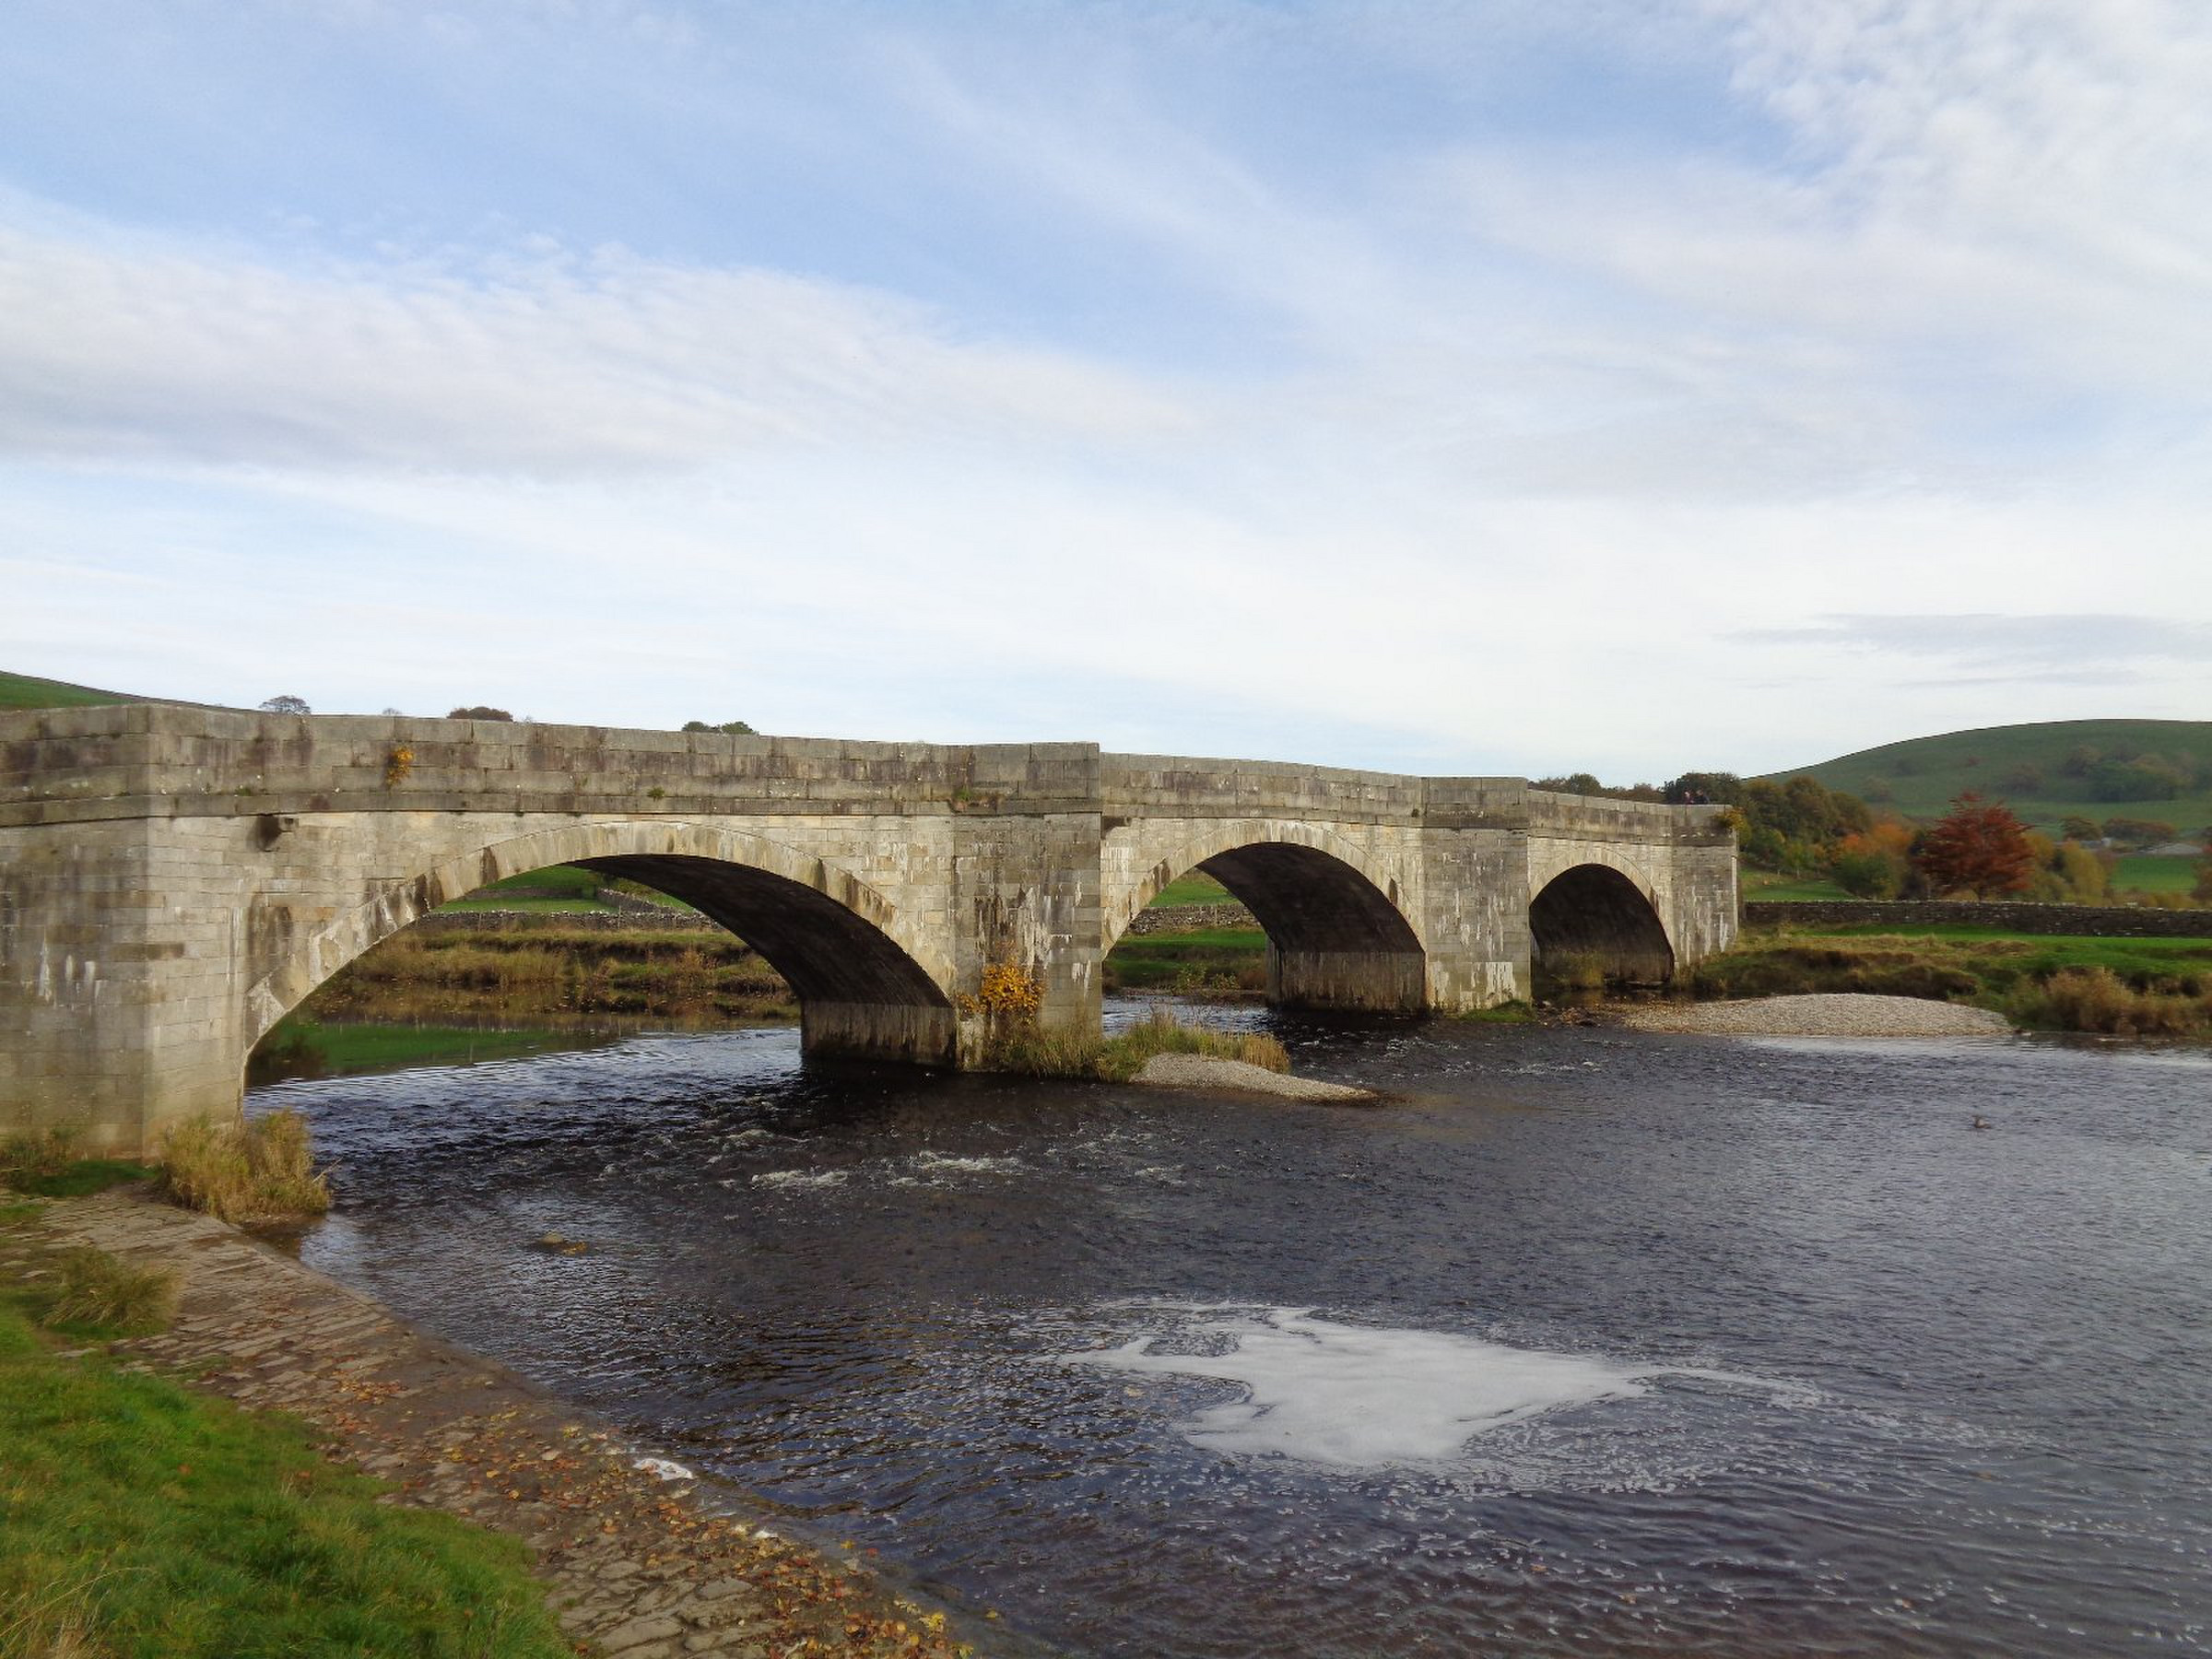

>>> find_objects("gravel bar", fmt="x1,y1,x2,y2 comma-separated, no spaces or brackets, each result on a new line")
1133,1053,1377,1100
1608,993,2014,1037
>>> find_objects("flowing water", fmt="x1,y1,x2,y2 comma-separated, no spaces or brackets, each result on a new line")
260,1004,2212,1657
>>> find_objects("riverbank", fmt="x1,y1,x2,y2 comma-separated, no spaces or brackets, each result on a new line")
0,1189,989,1659
1697,926,2212,1036
1608,992,2014,1037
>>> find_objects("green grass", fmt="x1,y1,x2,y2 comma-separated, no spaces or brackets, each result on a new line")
1148,872,1234,907
2112,853,2201,895
1706,923,2212,1032
480,865,603,899
1784,922,2212,972
6,1159,160,1199
435,896,615,913
0,668,137,712
1105,927,1268,994
249,1018,579,1082
1741,872,1856,900
1760,717,2212,835
0,1300,571,1658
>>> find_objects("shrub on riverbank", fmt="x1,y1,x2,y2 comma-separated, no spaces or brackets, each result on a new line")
2007,966,2212,1036
160,1110,331,1224
0,1300,571,1659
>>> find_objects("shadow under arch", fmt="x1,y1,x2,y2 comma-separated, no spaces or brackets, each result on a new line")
1529,863,1676,987
246,821,958,1068
1124,830,1427,1013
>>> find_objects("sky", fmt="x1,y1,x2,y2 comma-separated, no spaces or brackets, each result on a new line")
5,0,2208,781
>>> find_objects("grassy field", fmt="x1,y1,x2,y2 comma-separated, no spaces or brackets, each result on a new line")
281,925,796,1029
2112,853,2202,895
0,1229,571,1658
1104,926,1268,994
0,668,139,711
1149,872,1234,907
1741,871,1856,901
1708,923,2212,1033
249,1018,590,1082
1760,717,2212,835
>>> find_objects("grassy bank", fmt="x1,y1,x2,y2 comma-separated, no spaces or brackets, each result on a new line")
1700,926,2212,1035
1104,926,1268,994
293,926,797,1027
0,1223,571,1658
250,1018,594,1083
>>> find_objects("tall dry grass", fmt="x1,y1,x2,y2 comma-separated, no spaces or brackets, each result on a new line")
41,1245,178,1335
159,1109,330,1223
2019,967,2210,1037
987,1007,1291,1081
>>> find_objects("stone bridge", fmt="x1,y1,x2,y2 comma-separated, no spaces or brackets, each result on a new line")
2,706,1736,1155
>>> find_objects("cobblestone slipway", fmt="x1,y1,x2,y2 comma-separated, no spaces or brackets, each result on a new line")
1,1192,988,1659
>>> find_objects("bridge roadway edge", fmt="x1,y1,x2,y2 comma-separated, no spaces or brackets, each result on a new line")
1,706,1736,1156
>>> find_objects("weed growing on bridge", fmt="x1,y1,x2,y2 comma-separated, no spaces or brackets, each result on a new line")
160,1110,330,1224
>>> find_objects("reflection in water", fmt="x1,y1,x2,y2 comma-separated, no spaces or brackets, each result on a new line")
262,1007,2212,1659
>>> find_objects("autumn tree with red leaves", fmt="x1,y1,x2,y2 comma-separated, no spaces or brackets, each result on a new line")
1913,792,2035,898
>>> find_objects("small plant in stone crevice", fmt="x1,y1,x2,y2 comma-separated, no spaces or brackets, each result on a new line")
159,1109,331,1224
383,744,415,788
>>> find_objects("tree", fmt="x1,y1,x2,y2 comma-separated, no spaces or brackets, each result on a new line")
681,719,756,735
258,694,311,715
1914,792,2035,898
447,706,514,721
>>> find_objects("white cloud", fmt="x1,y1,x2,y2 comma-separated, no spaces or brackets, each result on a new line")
0,213,1191,474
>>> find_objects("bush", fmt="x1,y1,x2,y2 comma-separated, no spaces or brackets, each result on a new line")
160,1111,330,1224
41,1245,178,1336
2023,968,2206,1036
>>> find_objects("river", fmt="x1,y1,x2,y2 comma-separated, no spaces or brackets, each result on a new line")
256,1004,2212,1657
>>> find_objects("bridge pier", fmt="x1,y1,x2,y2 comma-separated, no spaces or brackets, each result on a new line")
2,707,1735,1158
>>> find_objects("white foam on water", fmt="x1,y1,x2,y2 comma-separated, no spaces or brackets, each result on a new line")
1049,1305,1808,1467
751,1169,849,1190
907,1151,1028,1177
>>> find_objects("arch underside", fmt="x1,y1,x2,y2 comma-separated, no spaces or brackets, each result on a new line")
1529,865,1676,986
1195,842,1426,1012
247,827,957,1068
574,855,957,1064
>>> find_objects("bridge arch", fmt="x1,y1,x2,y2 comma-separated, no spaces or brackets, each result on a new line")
246,820,958,1065
1109,821,1426,1012
1528,859,1676,988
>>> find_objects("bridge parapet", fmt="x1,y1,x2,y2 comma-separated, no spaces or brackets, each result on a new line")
1,705,1099,825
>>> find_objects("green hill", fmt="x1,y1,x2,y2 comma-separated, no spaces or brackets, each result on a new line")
1764,719,2212,838
0,669,142,711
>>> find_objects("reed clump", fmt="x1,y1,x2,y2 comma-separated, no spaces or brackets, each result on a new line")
985,1007,1291,1081
159,1110,330,1224
41,1245,178,1336
2012,967,2210,1037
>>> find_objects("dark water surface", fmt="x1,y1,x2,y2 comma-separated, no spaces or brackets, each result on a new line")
260,1006,2212,1657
